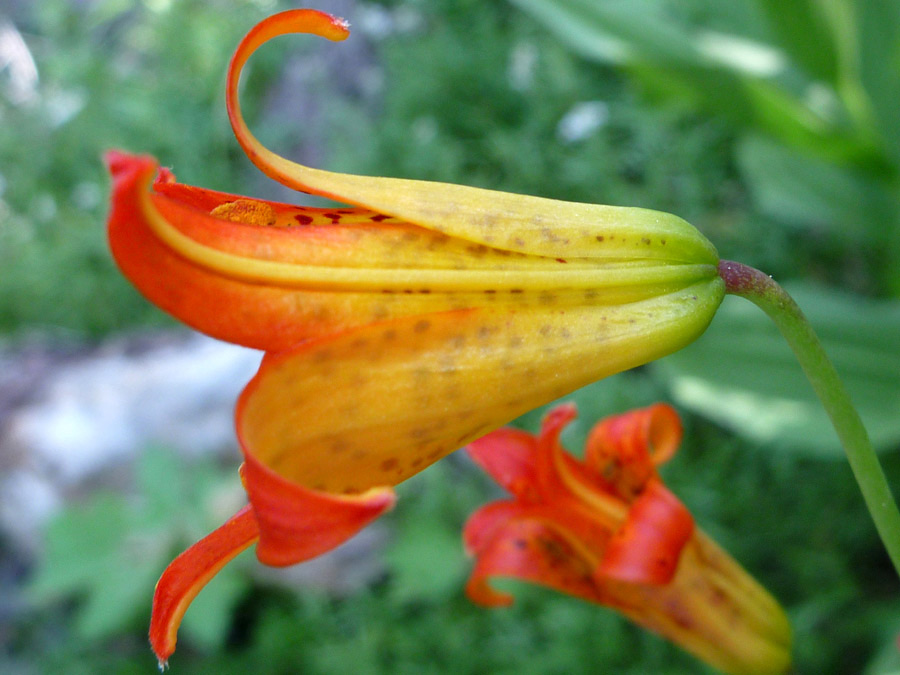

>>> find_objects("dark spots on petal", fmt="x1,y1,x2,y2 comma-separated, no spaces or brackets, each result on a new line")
484,289,497,294
539,325,552,336
411,457,423,468
513,237,526,247
418,289,431,294
584,289,598,300
370,213,390,222
294,214,314,225
383,329,397,341
414,319,431,333
556,258,568,264
510,289,524,294
380,458,399,472
514,539,528,550
595,235,605,242
323,212,343,223
661,239,667,245
538,292,556,305
642,237,651,245
350,337,369,350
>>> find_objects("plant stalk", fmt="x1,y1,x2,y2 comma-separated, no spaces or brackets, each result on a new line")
717,260,900,576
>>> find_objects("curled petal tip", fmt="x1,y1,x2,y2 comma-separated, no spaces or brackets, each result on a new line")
149,506,259,666
239,455,396,567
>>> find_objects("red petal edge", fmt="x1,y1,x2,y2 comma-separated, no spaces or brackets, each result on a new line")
240,452,396,567
149,505,259,669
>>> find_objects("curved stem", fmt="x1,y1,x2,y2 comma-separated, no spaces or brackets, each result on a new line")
717,260,900,576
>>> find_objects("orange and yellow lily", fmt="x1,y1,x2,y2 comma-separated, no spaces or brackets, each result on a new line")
105,9,732,667
465,403,791,674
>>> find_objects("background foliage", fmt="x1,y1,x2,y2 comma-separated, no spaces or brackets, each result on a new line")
2,0,899,673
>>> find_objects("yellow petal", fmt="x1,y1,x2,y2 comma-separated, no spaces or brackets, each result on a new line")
236,277,723,493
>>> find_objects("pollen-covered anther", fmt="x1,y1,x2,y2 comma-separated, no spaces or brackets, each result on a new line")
211,199,278,226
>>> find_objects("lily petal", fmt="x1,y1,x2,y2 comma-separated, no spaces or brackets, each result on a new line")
239,455,395,567
149,505,259,668
465,516,604,608
228,11,720,266
596,478,694,585
234,291,721,495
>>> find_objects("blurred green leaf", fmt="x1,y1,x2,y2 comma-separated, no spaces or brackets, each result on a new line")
27,491,172,638
385,515,466,604
512,0,873,164
738,134,900,245
855,0,900,167
754,0,838,84
657,285,900,457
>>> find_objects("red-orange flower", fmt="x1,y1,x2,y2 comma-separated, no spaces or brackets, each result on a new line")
464,404,792,675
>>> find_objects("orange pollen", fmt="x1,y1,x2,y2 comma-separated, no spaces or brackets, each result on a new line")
211,199,278,226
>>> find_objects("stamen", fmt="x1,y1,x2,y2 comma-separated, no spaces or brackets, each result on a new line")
211,199,278,226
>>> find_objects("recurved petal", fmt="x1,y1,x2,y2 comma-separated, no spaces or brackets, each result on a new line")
583,403,683,499
595,478,694,585
238,453,395,567
227,10,720,265
149,505,259,668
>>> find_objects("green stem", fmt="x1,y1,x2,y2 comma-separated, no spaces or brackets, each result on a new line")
717,260,900,577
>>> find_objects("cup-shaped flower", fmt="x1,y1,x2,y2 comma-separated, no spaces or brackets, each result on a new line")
105,9,728,667
464,403,792,675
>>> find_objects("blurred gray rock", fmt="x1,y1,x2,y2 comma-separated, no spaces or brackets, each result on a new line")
0,332,261,551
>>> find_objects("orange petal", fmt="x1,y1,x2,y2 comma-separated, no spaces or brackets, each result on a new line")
463,501,524,557
466,428,542,501
596,478,694,585
149,505,259,668
239,453,395,567
465,517,604,607
584,403,683,499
